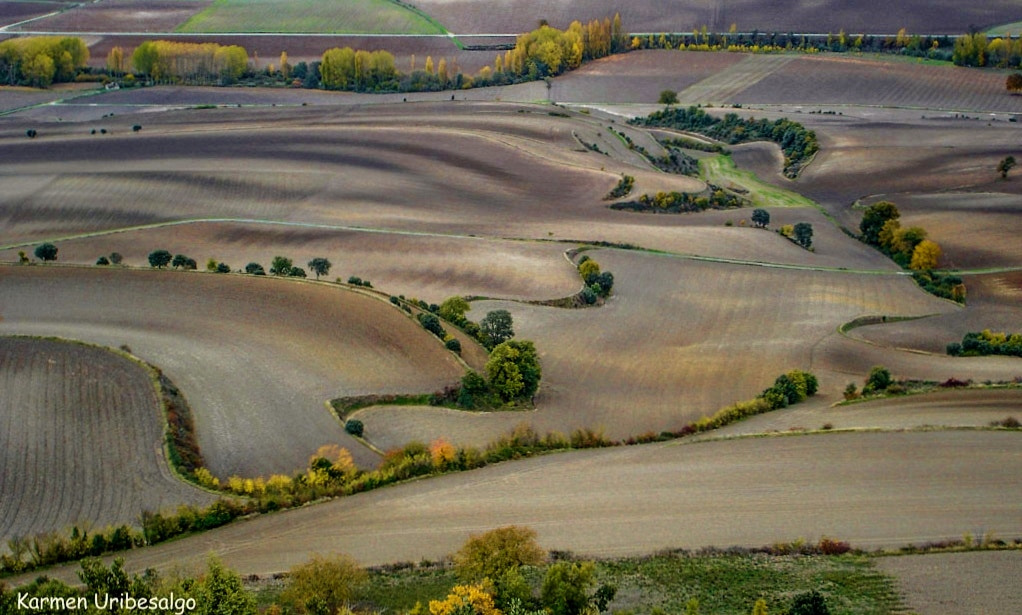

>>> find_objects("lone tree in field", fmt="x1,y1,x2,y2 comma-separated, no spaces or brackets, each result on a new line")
658,89,679,106
859,201,900,246
281,553,367,615
479,309,515,348
1006,73,1022,93
34,243,58,261
148,249,172,269
997,155,1016,179
751,208,770,228
270,255,293,276
793,222,813,249
307,257,331,279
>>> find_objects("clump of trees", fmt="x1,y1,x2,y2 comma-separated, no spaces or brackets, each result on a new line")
131,40,248,84
947,329,1022,357
604,174,635,199
172,254,198,270
631,106,818,177
0,36,89,87
576,255,614,303
614,184,746,213
319,47,398,91
779,222,813,249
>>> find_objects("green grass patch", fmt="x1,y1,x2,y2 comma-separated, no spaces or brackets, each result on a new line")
984,21,1022,37
176,0,448,35
698,154,818,209
336,553,906,615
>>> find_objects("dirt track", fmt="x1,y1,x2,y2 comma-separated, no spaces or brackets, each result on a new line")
7,430,1019,584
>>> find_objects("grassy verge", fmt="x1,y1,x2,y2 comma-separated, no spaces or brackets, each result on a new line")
698,154,817,209
291,549,907,615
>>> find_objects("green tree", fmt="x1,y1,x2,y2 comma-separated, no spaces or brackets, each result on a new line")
244,262,265,275
859,201,900,246
148,249,172,269
110,252,123,265
793,222,813,249
751,208,770,228
288,266,307,278
270,255,293,276
540,561,613,615
439,296,472,324
215,262,231,273
658,89,679,106
307,257,331,280
997,155,1016,179
281,553,367,615
864,365,892,394
479,310,515,348
418,313,447,338
172,254,191,269
578,259,600,284
485,340,541,402
34,243,58,261
193,555,255,615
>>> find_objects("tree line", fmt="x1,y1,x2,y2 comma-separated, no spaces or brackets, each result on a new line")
0,36,88,87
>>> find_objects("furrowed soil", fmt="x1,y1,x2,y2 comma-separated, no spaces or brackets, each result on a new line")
8,430,1020,584
878,550,1022,615
0,336,215,545
0,267,469,478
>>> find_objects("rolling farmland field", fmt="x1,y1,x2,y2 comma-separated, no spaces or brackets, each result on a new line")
1,9,1022,613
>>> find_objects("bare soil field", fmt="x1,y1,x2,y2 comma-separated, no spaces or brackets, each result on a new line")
4,221,582,303
0,336,215,545
549,51,746,104
878,550,1022,615
410,0,1022,36
735,54,1022,113
359,248,998,449
9,430,1020,584
13,0,212,33
706,388,1022,438
0,2,64,28
849,272,1022,355
0,266,468,477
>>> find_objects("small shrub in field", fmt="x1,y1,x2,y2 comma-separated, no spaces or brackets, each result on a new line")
96,256,110,265
817,537,851,555
863,365,892,393
939,377,969,388
991,416,1020,428
132,124,142,132
843,382,858,400
27,129,38,138
344,419,364,437
109,252,123,264
821,422,833,430
445,338,462,353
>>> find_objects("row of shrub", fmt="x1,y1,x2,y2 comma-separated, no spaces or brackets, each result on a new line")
613,185,746,213
947,330,1022,357
0,367,819,577
630,106,818,178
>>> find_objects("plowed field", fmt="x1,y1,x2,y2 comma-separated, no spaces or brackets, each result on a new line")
0,337,215,544
7,430,1020,583
0,267,469,477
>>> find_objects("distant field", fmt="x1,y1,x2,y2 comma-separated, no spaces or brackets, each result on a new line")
0,337,215,544
0,1,66,28
176,0,447,34
410,0,1022,35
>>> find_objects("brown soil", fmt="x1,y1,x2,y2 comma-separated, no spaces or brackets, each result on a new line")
7,430,1020,583
879,550,1022,615
0,336,215,545
0,266,468,477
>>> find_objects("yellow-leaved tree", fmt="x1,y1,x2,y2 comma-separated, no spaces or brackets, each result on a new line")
429,584,501,615
910,239,941,271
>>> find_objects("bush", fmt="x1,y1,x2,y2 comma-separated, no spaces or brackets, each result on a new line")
418,313,447,338
215,262,230,273
27,129,38,138
34,243,58,261
863,365,892,393
132,124,142,132
453,526,545,584
789,590,830,615
96,256,110,265
344,419,364,437
445,338,462,353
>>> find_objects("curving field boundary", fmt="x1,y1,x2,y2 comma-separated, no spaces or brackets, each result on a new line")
6,429,1019,585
